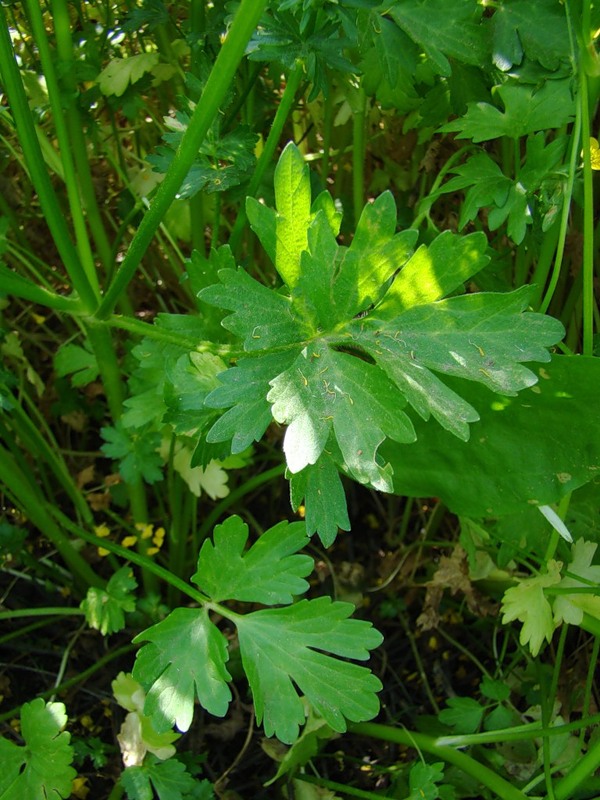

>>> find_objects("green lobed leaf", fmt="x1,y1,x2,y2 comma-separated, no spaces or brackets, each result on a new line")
162,352,226,435
377,230,489,316
268,341,416,483
491,0,571,72
0,699,76,799
81,566,137,636
192,515,312,604
133,607,232,733
440,79,575,142
54,342,99,387
121,755,213,800
101,422,164,484
438,696,486,734
236,597,383,743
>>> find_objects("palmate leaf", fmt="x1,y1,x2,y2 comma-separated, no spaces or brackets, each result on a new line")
440,79,575,142
0,699,76,799
192,515,312,604
133,517,383,743
199,142,564,541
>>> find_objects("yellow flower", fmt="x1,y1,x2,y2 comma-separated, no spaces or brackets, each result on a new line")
97,547,110,557
152,526,166,548
135,522,154,540
122,535,138,548
94,524,110,538
591,137,600,170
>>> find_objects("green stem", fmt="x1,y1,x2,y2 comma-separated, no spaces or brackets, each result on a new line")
26,0,100,298
49,506,208,606
0,4,97,312
0,265,82,312
554,729,600,799
229,62,305,254
0,444,102,591
350,723,527,800
578,47,595,355
352,84,367,226
0,607,85,620
52,0,114,272
96,0,268,318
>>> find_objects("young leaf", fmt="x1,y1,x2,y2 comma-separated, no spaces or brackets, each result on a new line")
236,597,383,743
133,607,232,733
440,79,575,142
438,697,486,734
55,342,99,387
0,699,76,799
501,562,561,656
121,755,213,800
98,54,160,97
408,761,446,800
101,422,163,484
192,514,312,604
81,566,137,635
553,540,600,626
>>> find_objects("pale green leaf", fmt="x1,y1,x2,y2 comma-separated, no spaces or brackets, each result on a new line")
553,539,600,626
133,607,232,733
81,567,137,636
0,699,76,799
501,562,561,656
274,142,312,288
192,515,312,604
98,53,160,97
236,597,383,743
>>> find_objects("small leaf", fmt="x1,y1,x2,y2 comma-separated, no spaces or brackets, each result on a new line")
81,567,138,635
192,515,312,604
0,699,76,799
440,79,575,142
438,697,486,734
133,607,232,733
98,53,159,97
501,562,562,656
121,755,211,800
101,422,163,484
408,761,445,800
236,597,383,743
55,342,99,387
